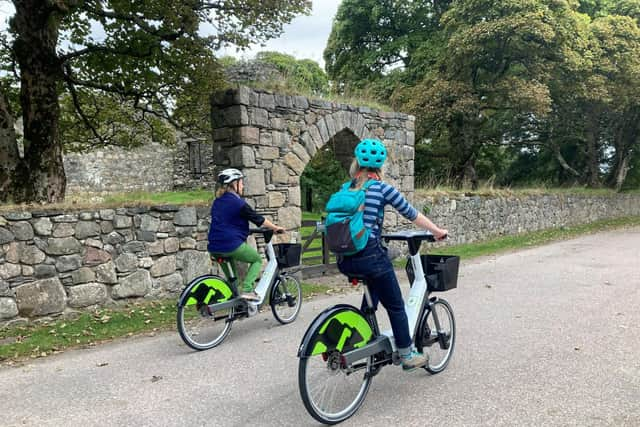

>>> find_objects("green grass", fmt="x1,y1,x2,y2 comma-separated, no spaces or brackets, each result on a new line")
0,190,214,213
100,190,213,205
0,283,330,363
0,300,176,362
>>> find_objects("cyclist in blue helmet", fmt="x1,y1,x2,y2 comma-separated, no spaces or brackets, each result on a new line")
338,138,448,371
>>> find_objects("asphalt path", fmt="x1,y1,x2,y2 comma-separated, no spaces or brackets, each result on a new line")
2,228,639,427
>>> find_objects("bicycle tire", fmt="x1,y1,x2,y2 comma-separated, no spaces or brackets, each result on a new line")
270,274,302,324
297,305,376,424
298,351,373,425
176,275,235,350
416,298,456,374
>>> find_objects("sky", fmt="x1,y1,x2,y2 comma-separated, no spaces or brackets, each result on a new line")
219,0,342,67
0,1,342,68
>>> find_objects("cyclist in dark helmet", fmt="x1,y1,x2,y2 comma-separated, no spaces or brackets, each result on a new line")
208,168,284,301
337,139,448,370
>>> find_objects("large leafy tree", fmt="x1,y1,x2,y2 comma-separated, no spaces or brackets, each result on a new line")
532,6,640,188
0,0,310,203
324,0,451,95
405,0,580,189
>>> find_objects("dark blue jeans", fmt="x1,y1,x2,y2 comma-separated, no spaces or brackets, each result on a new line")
337,239,412,350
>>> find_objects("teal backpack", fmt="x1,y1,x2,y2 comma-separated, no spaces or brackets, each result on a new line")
324,180,376,255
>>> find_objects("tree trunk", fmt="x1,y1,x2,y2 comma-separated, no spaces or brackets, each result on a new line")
553,145,581,178
584,110,601,188
613,155,630,192
608,109,639,191
0,92,19,201
10,1,66,203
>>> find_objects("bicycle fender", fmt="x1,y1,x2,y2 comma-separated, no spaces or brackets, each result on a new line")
297,304,373,358
177,274,234,307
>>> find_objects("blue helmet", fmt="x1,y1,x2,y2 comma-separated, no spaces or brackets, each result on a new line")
354,139,387,168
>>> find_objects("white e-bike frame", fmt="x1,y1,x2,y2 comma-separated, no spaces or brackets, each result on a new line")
376,230,433,352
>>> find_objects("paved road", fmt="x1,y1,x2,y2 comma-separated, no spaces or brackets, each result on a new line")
2,228,640,427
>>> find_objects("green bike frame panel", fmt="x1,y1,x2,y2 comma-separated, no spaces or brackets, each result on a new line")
185,276,233,306
309,308,373,356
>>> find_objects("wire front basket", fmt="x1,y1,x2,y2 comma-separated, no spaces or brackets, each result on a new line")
273,243,302,269
405,254,460,292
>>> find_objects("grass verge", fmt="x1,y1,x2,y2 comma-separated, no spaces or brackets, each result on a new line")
0,282,330,363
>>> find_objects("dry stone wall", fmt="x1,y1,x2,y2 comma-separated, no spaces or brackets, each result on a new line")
414,193,640,245
1,193,639,323
0,205,214,325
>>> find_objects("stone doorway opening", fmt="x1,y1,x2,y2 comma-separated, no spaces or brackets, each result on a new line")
300,128,360,213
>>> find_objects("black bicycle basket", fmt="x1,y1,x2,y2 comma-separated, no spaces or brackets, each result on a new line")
405,254,460,292
272,243,302,268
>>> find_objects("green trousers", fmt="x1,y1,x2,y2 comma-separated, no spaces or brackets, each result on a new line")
212,243,262,292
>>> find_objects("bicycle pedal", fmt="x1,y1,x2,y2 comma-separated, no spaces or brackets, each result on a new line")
247,304,258,317
391,352,402,366
197,304,212,317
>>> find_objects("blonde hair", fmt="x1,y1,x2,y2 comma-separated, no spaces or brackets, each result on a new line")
349,159,384,189
215,180,240,198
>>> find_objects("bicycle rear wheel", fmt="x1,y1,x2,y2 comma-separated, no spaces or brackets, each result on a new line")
270,275,302,324
176,276,235,350
298,352,373,424
416,298,456,374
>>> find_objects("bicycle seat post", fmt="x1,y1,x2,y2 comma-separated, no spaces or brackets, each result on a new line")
362,281,375,314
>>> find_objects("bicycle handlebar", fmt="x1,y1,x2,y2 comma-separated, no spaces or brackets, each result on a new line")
381,230,447,256
382,230,436,242
248,227,285,244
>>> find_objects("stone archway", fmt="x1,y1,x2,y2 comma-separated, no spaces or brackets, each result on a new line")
210,86,416,230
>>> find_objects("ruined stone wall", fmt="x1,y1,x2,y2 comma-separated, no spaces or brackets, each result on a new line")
210,86,416,230
62,87,417,200
172,136,217,190
64,142,175,195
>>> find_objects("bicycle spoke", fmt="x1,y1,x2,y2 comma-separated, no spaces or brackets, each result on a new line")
418,299,455,374
271,275,302,324
299,352,373,423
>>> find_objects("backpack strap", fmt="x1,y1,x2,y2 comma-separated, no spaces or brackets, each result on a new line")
361,179,377,191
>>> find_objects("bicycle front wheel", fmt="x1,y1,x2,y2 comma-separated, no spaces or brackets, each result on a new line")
270,274,302,324
416,298,456,374
176,276,235,350
298,352,373,425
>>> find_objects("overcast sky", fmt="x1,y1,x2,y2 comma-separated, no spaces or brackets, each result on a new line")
0,1,342,68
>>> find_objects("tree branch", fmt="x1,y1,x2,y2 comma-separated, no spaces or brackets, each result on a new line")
63,64,107,145
59,42,157,62
62,67,144,98
554,144,581,177
81,2,187,40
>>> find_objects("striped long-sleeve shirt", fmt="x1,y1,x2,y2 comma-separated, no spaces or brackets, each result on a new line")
363,181,418,239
